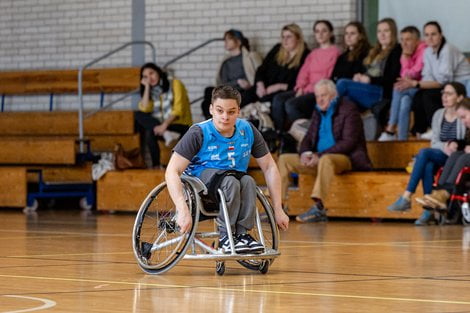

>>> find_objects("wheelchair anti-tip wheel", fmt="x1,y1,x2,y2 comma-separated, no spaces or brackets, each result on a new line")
237,187,279,274
132,180,200,274
216,261,225,276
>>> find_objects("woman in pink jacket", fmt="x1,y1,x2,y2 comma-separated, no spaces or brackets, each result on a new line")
271,20,341,132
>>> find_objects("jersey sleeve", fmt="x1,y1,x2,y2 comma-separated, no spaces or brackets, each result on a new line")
173,125,203,161
250,124,269,158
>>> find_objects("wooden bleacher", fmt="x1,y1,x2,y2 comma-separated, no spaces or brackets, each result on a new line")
0,67,139,95
0,67,140,209
96,140,430,220
0,67,432,219
285,140,430,219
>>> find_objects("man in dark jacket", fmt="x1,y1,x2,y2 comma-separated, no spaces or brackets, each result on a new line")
278,79,372,222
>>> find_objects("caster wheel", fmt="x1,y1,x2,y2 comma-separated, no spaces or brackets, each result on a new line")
259,260,269,274
79,197,92,210
23,199,39,213
216,261,225,276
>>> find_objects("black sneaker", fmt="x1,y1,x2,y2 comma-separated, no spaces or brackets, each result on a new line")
237,233,264,254
219,235,250,254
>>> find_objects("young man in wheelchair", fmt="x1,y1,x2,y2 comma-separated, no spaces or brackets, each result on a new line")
165,85,289,254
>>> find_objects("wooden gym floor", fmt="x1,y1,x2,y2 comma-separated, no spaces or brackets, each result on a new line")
0,208,470,312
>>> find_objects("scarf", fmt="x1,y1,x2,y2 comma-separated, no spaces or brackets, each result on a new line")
151,80,174,123
316,97,338,153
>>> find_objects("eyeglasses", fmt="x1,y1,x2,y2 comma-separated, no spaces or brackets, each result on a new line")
441,91,456,96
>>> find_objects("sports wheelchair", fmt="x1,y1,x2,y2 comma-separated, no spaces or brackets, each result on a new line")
132,175,280,275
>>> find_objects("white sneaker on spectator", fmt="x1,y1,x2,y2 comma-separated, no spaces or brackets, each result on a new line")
163,130,181,146
378,132,397,141
419,129,433,140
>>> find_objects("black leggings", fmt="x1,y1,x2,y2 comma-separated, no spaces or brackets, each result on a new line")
411,88,442,134
134,111,188,166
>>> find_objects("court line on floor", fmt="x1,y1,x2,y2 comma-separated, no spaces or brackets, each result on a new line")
1,295,56,313
6,252,131,258
1,273,469,306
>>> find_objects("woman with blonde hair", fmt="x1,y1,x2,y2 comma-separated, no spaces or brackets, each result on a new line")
251,23,310,103
271,20,341,131
336,18,402,109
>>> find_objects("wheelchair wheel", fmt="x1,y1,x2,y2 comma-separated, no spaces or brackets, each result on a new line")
462,202,470,226
215,261,225,276
237,187,279,272
132,179,200,274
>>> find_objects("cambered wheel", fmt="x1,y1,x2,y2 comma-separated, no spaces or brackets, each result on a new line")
462,202,470,226
237,188,279,272
132,180,200,274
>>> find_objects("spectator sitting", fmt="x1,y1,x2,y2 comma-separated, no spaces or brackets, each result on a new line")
271,20,341,132
277,79,371,223
410,21,470,139
387,82,467,225
331,21,371,83
243,23,310,105
336,18,402,110
378,26,426,141
201,29,262,119
416,98,470,209
134,63,192,168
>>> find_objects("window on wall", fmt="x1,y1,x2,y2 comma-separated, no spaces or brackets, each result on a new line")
363,0,469,53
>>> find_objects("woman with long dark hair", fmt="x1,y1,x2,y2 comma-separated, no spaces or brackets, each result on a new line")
134,62,192,167
410,21,470,138
387,82,467,225
335,18,402,110
200,29,262,119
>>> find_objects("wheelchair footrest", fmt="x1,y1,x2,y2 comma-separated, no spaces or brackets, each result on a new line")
183,248,280,260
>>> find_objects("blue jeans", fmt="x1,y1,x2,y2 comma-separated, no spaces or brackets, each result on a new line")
336,78,383,109
388,88,418,140
406,148,448,195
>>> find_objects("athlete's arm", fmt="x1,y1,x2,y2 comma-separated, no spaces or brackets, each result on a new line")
165,152,192,233
256,153,289,231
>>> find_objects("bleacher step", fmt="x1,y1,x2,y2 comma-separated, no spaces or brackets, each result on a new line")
287,172,422,219
0,137,76,165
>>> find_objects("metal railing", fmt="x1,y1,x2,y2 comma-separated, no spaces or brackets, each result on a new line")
77,38,223,152
164,38,223,105
162,38,223,69
77,40,156,152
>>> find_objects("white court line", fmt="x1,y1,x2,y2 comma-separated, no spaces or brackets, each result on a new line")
1,295,56,313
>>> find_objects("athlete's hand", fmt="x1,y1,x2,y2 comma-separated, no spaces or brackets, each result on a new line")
176,207,192,233
275,209,289,231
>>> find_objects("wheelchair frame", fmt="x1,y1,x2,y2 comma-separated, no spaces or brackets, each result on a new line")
132,175,280,275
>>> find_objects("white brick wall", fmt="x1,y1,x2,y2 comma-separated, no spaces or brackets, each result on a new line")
0,0,357,114
146,0,356,121
0,0,132,111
